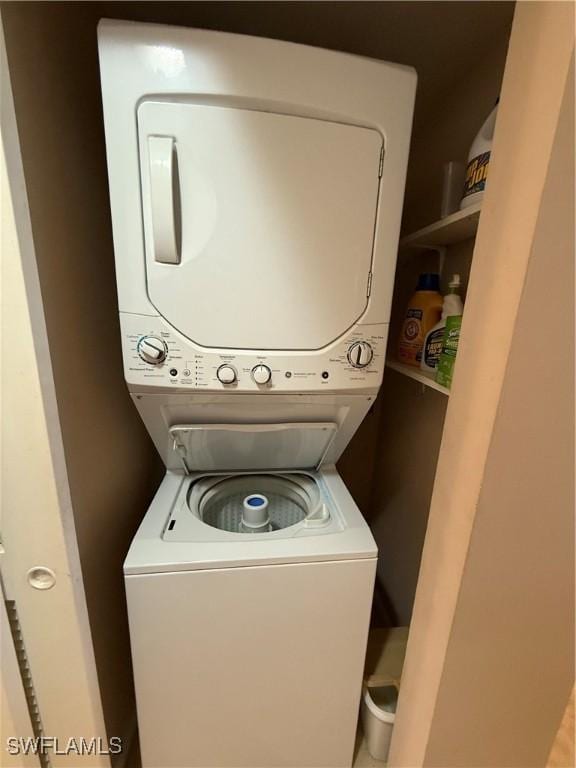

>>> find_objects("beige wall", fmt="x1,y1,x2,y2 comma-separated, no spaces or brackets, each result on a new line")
369,374,447,625
369,31,509,625
1,54,109,763
402,31,511,233
424,48,575,767
1,4,164,743
390,3,575,765
0,0,525,750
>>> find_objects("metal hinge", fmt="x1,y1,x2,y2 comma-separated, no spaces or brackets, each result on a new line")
366,271,373,297
5,598,51,768
378,146,384,178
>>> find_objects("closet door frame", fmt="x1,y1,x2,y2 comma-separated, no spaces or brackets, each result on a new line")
390,3,575,766
0,20,109,768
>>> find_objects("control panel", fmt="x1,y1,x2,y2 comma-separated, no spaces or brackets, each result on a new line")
120,313,388,392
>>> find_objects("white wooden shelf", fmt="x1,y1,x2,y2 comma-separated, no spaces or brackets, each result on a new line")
386,359,449,396
399,203,481,249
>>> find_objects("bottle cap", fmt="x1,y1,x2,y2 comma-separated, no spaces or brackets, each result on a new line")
449,274,461,288
416,273,440,291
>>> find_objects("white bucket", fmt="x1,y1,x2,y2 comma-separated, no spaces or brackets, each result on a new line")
361,684,398,762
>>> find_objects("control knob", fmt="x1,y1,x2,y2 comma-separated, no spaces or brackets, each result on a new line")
347,341,373,368
252,364,272,385
217,364,237,384
137,336,167,365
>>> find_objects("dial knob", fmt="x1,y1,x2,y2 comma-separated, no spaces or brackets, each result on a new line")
252,364,272,385
138,336,167,365
217,364,237,384
348,341,373,368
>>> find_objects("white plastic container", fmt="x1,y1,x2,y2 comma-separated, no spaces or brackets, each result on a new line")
460,102,498,209
361,684,398,762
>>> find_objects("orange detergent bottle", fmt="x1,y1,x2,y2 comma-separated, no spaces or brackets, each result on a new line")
398,273,443,367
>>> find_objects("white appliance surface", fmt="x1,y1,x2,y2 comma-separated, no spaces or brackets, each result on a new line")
131,391,377,470
138,102,382,351
168,421,338,472
125,467,377,768
126,556,376,768
98,20,415,768
120,312,388,394
125,466,376,573
98,19,416,399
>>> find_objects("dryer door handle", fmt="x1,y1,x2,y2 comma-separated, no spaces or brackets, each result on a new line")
148,136,181,265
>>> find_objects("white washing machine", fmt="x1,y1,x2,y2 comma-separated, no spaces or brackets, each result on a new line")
98,20,416,768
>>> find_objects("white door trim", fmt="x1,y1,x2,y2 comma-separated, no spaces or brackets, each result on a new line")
0,18,109,768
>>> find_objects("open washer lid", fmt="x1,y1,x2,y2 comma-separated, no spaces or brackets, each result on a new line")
169,422,337,473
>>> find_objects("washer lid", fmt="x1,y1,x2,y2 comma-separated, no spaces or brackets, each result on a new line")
138,102,382,350
169,422,337,473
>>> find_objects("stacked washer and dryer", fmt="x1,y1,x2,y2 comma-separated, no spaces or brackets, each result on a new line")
98,20,416,768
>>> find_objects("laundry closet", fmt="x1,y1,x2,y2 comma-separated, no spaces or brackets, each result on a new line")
1,3,573,768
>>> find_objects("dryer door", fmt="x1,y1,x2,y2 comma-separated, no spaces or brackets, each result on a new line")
137,102,382,351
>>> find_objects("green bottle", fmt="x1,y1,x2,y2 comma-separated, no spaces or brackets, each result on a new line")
436,315,462,389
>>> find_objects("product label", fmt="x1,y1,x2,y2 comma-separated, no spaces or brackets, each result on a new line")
398,309,423,364
403,309,422,341
462,151,490,200
398,304,444,366
423,327,445,369
406,309,423,320
436,316,462,388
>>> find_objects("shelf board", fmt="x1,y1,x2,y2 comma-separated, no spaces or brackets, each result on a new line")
386,359,449,396
399,203,481,249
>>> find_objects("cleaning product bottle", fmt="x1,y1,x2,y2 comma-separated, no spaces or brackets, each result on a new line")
436,316,463,389
420,274,464,374
460,100,498,210
398,273,443,367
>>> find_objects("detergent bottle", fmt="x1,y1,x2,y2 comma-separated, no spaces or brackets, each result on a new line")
398,273,443,367
460,101,498,209
421,274,464,373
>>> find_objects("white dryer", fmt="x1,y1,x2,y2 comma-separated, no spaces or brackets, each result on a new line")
98,20,416,768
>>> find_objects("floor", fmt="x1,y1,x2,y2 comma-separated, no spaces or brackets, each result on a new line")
124,727,385,768
547,686,575,768
122,678,574,768
125,708,575,768
353,687,576,768
352,687,576,768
